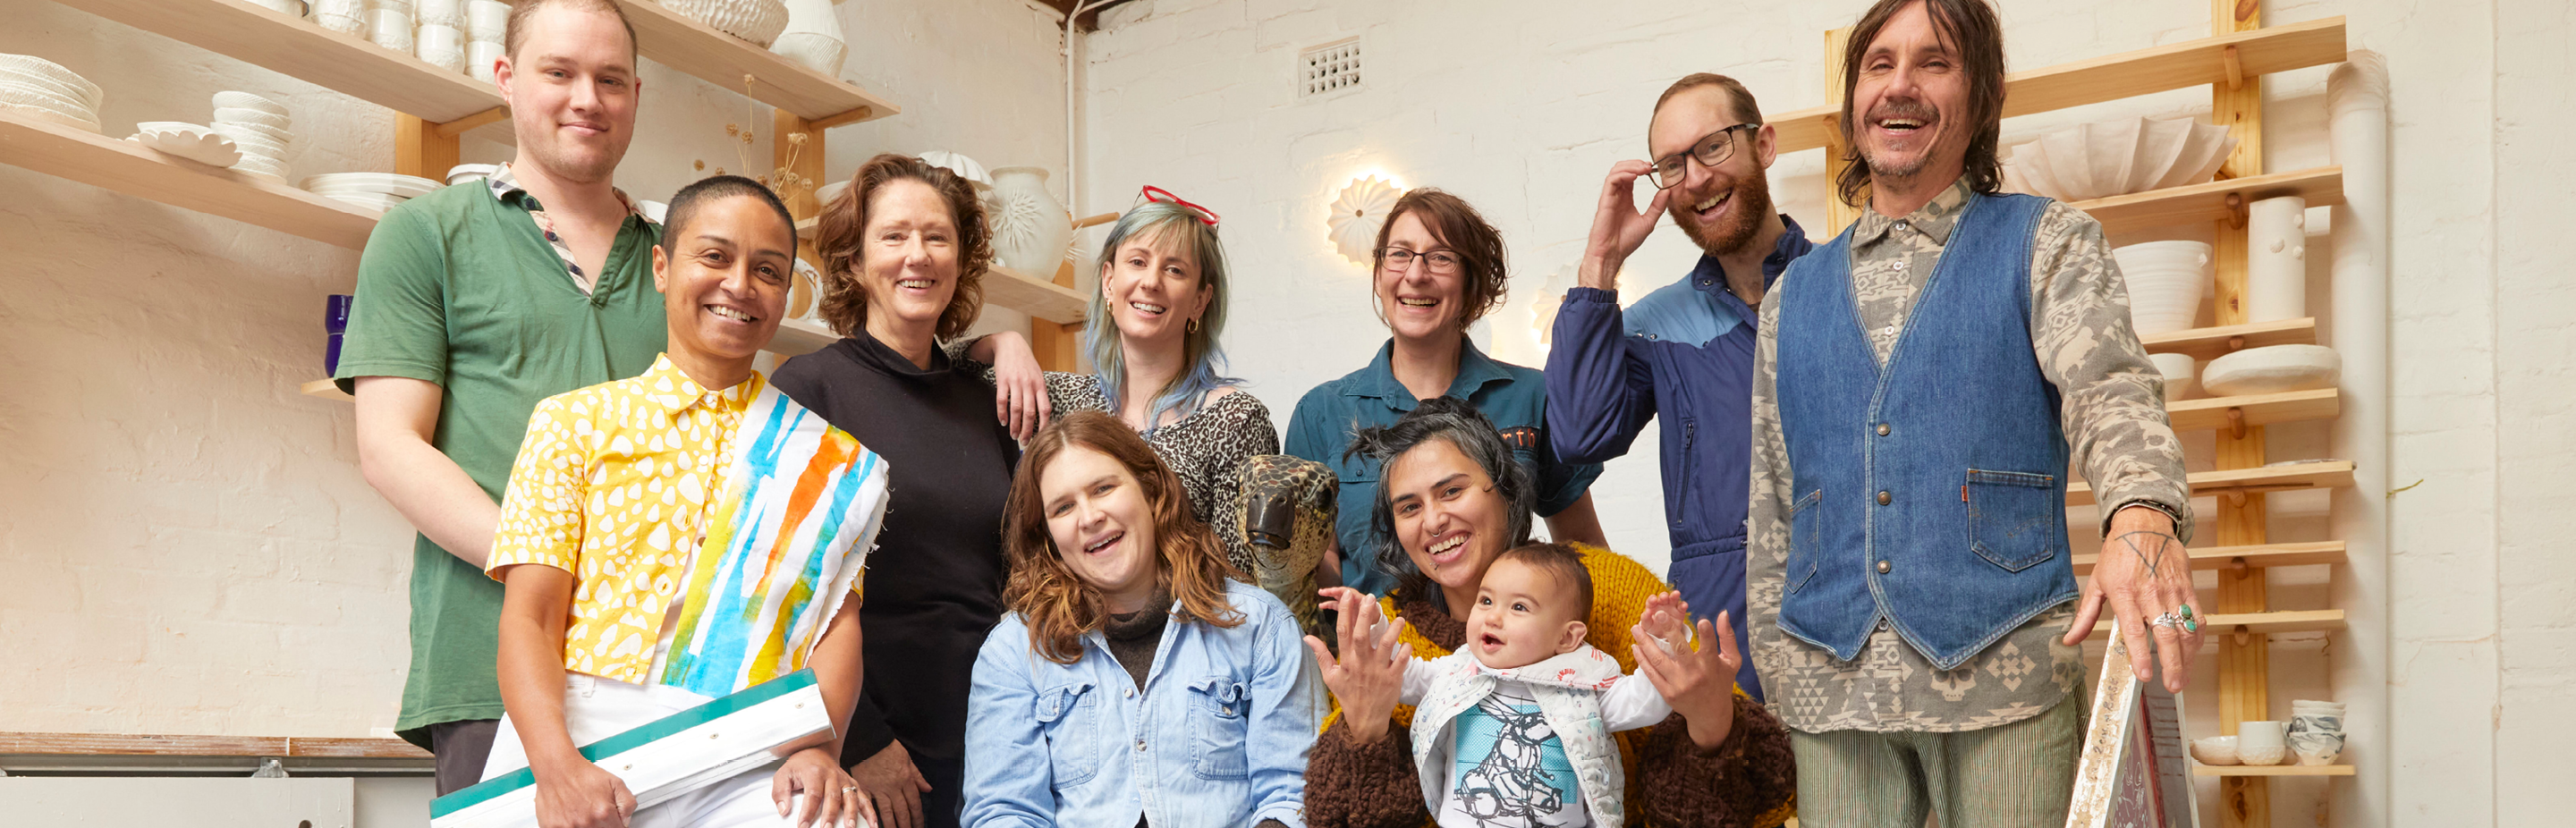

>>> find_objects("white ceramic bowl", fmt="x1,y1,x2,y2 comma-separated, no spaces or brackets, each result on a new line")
0,82,93,118
2189,735,2240,765
2148,352,2196,402
2113,241,2210,335
325,191,411,212
213,106,292,131
661,0,791,47
216,129,287,160
466,0,512,40
815,180,850,207
215,119,293,145
305,172,444,199
2004,117,2240,203
213,90,288,116
0,55,103,110
771,31,846,75
917,150,995,190
445,162,499,185
130,122,243,167
0,66,103,112
2201,344,2341,397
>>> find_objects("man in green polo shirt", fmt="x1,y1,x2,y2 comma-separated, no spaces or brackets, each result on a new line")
333,0,665,796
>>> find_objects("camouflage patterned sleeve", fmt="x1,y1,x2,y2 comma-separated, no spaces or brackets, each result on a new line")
1744,285,1797,696
2027,203,2195,542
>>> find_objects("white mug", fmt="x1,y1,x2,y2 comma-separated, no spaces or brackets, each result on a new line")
414,0,464,28
368,8,414,51
468,39,505,82
2237,720,2288,765
466,0,512,41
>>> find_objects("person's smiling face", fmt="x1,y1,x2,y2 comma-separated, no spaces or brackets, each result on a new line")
652,194,792,367
1100,224,1211,348
854,178,962,338
495,4,639,184
1648,85,1775,257
1385,437,1512,596
1851,0,1974,190
1464,557,1589,670
1040,444,1163,613
1373,211,1468,344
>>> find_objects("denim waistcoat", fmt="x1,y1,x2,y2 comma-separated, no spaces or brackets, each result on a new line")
962,580,1319,828
1773,191,2077,671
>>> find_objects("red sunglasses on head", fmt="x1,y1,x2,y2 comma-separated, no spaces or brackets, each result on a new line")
1140,185,1221,226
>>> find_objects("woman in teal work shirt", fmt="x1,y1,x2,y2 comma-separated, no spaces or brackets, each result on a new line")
1284,188,1606,595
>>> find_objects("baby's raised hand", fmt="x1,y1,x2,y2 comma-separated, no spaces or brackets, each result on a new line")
1636,591,1693,655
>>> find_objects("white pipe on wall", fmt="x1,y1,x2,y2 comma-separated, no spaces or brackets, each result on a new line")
1063,0,1114,217
2326,48,2390,828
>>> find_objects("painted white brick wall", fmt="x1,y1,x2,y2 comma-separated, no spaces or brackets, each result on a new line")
1079,0,2576,824
0,0,1066,739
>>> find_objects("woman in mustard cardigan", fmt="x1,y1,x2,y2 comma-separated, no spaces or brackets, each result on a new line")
1301,397,1797,828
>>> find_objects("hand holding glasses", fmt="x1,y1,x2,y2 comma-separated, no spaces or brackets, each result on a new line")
1649,123,1759,190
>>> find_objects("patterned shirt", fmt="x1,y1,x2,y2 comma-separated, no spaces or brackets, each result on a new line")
1747,181,2192,733
487,355,853,684
486,163,650,294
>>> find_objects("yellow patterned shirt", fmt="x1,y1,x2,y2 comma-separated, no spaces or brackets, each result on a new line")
488,354,840,683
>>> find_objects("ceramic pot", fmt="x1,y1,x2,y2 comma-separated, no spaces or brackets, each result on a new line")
2201,344,2340,397
468,40,504,81
987,166,1072,275
2148,352,2195,402
417,23,466,72
368,8,414,52
2237,721,2288,766
662,0,791,48
2189,735,2240,765
2247,195,2308,322
2002,116,2239,202
2112,241,2210,335
2289,712,2346,766
769,0,846,75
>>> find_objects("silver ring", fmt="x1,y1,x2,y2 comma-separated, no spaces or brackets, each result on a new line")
843,786,860,794
2149,612,2182,628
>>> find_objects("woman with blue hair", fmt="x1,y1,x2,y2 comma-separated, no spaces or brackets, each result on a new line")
965,190,1284,585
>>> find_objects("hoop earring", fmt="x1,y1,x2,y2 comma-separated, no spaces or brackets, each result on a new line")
1187,317,1200,334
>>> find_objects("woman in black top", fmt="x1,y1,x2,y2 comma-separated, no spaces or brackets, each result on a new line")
770,154,1016,828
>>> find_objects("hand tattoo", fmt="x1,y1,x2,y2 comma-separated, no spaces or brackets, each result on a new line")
2114,530,2182,578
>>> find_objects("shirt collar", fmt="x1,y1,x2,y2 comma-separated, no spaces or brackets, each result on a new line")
487,162,648,219
1852,179,1975,247
1351,336,1513,406
639,353,765,414
1686,213,1815,298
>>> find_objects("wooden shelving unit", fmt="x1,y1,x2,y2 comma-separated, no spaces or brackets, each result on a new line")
2140,317,2318,360
2165,388,2340,433
0,731,429,759
2072,166,2343,236
1769,17,2348,155
0,109,381,249
2085,609,2346,644
55,0,508,124
613,0,898,126
2072,540,2346,576
2064,460,2352,507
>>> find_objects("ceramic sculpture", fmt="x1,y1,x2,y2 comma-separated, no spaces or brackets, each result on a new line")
663,0,792,48
770,0,847,75
2247,195,2307,322
2200,344,2340,397
987,167,1072,275
130,123,243,167
1328,174,1402,265
2110,241,2209,335
2002,117,2238,203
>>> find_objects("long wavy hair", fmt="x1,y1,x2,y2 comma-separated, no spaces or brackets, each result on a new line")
1345,396,1538,601
1833,0,2008,208
815,153,993,341
1003,411,1248,663
1082,201,1246,430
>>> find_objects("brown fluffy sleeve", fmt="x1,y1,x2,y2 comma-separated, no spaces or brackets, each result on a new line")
1635,693,1800,828
1303,717,1432,828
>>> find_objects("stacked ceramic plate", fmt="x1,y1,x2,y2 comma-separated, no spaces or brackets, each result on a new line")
129,123,244,167
0,54,105,133
212,91,292,183
304,172,444,212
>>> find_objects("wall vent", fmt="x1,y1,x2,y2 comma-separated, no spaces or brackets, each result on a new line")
1299,38,1363,99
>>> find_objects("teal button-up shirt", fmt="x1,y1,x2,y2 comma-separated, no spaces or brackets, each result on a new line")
1284,337,1602,594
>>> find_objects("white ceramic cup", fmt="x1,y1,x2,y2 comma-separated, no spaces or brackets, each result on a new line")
2148,353,2196,402
414,0,464,29
314,0,367,32
466,0,512,41
2237,721,2288,765
369,9,414,51
417,23,465,70
468,39,505,81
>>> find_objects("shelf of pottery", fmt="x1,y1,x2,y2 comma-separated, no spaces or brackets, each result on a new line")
1777,8,2375,827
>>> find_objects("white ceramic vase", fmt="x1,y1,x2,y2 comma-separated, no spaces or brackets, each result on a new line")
987,166,1072,275
2247,195,2308,322
2148,352,2195,402
2112,241,2211,335
770,0,847,75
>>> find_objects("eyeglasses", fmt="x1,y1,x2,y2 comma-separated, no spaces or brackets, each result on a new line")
1378,247,1463,274
1140,185,1220,225
1649,123,1759,190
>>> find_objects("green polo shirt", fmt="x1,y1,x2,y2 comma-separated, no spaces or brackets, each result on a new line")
333,180,665,747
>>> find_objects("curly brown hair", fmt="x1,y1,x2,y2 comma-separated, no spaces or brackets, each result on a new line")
1003,411,1248,664
814,153,993,341
1370,188,1511,328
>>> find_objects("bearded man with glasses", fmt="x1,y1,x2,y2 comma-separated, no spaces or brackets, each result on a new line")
1545,73,1813,705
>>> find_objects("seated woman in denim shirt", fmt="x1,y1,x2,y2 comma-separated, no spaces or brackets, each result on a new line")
964,411,1320,827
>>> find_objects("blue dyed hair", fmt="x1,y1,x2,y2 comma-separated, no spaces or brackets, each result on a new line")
1084,200,1244,432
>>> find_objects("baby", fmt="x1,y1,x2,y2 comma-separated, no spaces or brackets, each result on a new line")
1348,543,1700,828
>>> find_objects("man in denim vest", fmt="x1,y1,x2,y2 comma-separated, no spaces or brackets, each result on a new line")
1745,0,2199,824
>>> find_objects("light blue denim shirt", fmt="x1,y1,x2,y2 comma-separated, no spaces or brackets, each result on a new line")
962,579,1319,828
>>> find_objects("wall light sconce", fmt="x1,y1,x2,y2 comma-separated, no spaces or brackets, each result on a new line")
1327,173,1403,265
